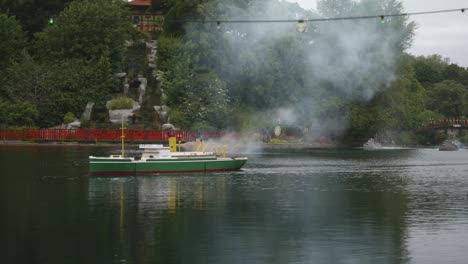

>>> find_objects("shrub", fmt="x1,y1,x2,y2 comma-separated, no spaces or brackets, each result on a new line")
0,99,38,127
63,112,75,124
109,96,133,110
169,108,189,129
79,115,89,127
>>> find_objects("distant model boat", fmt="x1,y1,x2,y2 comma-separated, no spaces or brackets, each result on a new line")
89,144,248,175
438,140,458,151
363,138,382,150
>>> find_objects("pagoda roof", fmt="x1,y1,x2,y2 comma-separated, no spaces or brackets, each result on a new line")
129,0,151,6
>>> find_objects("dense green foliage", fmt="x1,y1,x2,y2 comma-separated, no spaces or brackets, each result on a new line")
156,0,468,143
63,112,75,124
0,0,73,35
157,36,229,130
0,13,26,68
1,0,468,145
0,0,131,127
109,96,133,110
1,52,116,127
34,0,131,70
0,99,38,127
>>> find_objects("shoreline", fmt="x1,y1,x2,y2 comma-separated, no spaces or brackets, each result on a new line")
0,140,130,147
0,140,341,150
262,142,339,151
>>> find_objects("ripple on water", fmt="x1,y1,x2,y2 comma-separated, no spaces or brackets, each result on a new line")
2,147,468,264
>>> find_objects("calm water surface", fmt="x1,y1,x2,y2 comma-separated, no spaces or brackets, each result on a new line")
1,145,467,264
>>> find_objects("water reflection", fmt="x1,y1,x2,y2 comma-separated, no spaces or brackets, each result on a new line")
2,145,468,264
87,175,229,263
86,170,414,263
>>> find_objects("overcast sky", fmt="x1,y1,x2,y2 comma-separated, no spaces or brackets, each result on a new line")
285,0,468,67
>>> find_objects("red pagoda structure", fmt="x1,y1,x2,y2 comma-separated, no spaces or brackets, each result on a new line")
129,0,164,32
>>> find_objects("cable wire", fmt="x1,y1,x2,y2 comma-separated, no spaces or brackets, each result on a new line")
167,7,467,24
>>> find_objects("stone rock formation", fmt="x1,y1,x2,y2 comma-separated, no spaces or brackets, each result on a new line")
107,99,141,124
137,77,147,104
67,119,81,129
81,102,95,122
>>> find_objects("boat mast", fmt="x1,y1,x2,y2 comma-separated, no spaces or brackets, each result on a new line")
121,115,125,157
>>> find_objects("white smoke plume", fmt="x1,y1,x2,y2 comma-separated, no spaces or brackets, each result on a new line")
185,0,414,140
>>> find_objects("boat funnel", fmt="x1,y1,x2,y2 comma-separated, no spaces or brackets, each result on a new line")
169,136,177,152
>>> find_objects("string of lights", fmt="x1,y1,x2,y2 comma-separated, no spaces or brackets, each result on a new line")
167,7,467,24
46,7,467,33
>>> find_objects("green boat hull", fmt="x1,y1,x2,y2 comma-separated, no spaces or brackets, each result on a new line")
89,157,247,176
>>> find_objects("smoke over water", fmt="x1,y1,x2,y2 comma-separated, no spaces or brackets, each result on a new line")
186,0,413,140
181,136,263,155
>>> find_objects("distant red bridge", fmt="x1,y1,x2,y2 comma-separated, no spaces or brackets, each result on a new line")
416,119,468,132
0,129,240,142
416,119,468,135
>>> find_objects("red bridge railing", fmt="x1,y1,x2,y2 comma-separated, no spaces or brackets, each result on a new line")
420,119,468,129
415,119,468,133
0,129,241,142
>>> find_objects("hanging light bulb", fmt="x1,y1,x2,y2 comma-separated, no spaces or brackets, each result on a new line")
380,15,385,24
216,21,221,29
296,19,306,33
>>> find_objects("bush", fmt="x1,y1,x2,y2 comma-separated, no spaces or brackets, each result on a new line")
63,112,75,124
109,96,133,110
169,108,189,129
0,100,38,127
79,115,89,127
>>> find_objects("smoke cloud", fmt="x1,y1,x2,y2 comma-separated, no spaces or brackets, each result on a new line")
186,0,413,140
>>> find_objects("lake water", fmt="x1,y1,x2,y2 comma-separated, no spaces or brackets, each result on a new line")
1,145,467,264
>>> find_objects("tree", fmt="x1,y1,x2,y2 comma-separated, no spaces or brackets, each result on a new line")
0,13,26,69
0,0,73,35
0,99,38,127
34,0,132,70
443,63,466,84
349,102,379,139
317,0,356,17
159,36,229,129
159,0,417,134
346,55,427,142
412,55,449,87
158,36,193,106
1,51,50,106
299,0,416,138
1,51,115,127
427,80,466,118
368,55,425,131
36,59,115,127
170,70,229,130
163,0,217,36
